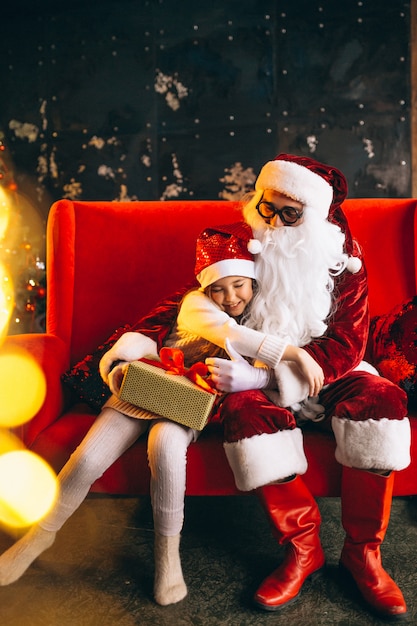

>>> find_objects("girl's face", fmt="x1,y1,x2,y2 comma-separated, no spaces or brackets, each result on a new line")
208,276,253,317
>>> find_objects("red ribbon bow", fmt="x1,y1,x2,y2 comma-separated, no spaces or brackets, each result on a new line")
140,347,217,394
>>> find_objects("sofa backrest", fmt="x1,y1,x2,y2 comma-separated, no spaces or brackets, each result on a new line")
47,198,417,366
343,198,417,318
47,199,242,364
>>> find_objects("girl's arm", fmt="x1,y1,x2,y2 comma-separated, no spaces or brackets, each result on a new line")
281,345,324,398
181,290,325,398
178,289,288,368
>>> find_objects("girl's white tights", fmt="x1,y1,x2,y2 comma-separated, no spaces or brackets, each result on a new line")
41,407,148,531
41,409,196,535
147,420,198,536
0,407,147,586
39,408,198,536
0,408,197,597
147,419,197,605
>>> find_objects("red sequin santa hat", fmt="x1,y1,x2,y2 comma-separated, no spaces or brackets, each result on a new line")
195,222,260,289
255,153,362,273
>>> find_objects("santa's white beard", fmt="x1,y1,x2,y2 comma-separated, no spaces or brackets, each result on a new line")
243,204,348,346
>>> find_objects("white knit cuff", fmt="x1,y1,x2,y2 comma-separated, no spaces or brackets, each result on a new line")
224,428,308,491
332,416,411,471
256,334,288,368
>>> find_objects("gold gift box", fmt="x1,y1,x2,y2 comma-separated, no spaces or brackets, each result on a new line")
119,358,216,430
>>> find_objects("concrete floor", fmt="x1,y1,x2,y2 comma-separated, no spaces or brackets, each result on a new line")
0,494,416,625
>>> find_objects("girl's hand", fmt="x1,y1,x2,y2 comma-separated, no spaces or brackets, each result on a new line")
284,346,324,397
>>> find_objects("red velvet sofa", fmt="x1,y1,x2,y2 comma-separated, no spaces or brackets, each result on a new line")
5,198,417,497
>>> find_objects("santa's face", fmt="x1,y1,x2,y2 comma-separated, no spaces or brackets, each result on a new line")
243,187,347,344
256,190,304,229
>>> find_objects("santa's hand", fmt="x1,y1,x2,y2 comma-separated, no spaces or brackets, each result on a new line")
107,362,128,395
206,338,272,393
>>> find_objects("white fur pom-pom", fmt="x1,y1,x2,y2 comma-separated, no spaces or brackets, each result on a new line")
347,255,362,274
247,238,263,254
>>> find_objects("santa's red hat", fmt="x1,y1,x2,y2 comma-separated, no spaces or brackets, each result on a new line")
255,153,338,218
255,153,362,273
195,222,260,289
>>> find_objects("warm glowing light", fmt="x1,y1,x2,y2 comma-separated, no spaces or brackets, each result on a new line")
0,429,25,456
0,450,58,527
0,345,46,427
0,159,57,531
0,262,14,342
0,187,10,241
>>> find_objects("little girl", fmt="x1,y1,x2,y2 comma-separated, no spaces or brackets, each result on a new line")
0,223,286,605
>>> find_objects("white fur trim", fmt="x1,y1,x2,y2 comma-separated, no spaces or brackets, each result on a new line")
223,428,308,491
99,332,158,383
255,160,333,219
332,416,411,471
269,360,310,407
247,238,263,254
197,259,256,289
353,360,380,376
346,256,362,273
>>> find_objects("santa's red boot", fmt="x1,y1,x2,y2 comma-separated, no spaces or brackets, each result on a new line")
253,475,325,611
339,467,407,620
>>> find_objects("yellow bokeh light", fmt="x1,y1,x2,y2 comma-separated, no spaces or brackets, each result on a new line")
0,262,14,343
0,183,57,531
0,429,24,456
0,345,46,427
0,187,10,241
0,450,58,528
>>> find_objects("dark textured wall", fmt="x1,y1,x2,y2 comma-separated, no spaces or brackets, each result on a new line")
0,0,411,221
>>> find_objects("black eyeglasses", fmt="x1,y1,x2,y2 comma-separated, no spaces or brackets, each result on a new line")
256,196,304,226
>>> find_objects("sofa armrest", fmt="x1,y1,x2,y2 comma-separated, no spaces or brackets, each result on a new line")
3,333,69,447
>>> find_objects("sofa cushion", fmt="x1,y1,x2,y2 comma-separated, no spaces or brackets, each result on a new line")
369,296,417,410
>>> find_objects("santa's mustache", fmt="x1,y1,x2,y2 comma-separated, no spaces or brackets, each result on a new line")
256,223,308,259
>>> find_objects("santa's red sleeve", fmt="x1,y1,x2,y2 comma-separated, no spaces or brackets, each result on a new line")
303,260,369,383
131,285,191,348
98,285,192,382
271,260,369,408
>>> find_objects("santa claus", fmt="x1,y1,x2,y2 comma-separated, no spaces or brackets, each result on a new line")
103,154,411,619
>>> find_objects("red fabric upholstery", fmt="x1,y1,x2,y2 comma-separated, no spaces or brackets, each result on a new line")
6,198,417,497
